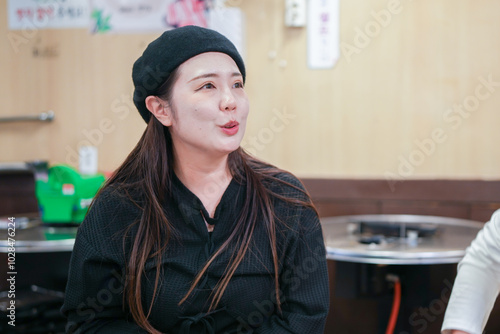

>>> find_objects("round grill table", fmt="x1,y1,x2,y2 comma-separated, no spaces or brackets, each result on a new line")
320,214,484,334
321,214,483,265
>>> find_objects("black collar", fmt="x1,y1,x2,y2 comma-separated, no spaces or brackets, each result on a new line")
170,172,243,226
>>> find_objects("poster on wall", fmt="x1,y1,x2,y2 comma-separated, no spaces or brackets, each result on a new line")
7,0,244,59
307,0,340,69
88,0,245,58
7,0,90,30
88,0,208,34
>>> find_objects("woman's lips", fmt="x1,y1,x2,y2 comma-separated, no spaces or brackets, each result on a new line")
221,121,239,135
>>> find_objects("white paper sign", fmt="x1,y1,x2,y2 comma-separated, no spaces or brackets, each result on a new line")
79,146,98,175
207,7,245,59
307,0,340,69
8,0,90,30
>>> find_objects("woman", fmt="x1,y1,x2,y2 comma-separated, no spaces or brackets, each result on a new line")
62,26,329,333
441,209,500,334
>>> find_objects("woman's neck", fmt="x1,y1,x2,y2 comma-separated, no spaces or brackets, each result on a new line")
173,151,232,217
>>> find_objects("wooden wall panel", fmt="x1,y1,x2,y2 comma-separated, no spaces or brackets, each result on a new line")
1,0,500,180
315,200,381,218
380,200,470,219
302,178,500,222
470,203,500,222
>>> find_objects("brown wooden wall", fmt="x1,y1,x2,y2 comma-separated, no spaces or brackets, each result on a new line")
302,178,500,223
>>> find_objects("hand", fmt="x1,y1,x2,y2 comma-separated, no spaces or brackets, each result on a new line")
449,331,470,334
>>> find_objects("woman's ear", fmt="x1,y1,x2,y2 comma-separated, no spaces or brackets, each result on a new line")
145,96,173,126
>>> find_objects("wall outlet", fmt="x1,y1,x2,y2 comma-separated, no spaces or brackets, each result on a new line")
285,0,307,27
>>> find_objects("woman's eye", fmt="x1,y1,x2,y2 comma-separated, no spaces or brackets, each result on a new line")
200,83,215,90
233,82,244,89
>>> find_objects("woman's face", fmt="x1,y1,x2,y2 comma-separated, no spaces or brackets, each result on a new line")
164,52,249,159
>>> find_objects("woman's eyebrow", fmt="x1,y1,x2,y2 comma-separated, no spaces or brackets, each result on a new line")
188,72,242,83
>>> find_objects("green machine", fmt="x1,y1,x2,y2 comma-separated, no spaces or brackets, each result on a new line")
35,165,105,223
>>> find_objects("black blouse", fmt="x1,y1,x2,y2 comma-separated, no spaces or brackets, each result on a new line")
61,172,329,333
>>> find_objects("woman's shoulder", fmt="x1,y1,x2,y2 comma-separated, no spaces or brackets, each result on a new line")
253,166,313,215
265,169,308,199
77,184,141,241
90,184,139,214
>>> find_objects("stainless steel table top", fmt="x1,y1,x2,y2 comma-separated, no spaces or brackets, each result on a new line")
0,213,484,258
321,214,484,265
0,218,77,253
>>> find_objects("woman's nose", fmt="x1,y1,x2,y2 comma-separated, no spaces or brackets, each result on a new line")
220,89,237,112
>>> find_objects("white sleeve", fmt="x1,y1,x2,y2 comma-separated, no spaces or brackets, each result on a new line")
441,209,500,334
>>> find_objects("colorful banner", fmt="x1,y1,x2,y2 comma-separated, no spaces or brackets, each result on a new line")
8,0,90,30
89,0,208,34
6,0,244,60
88,0,244,58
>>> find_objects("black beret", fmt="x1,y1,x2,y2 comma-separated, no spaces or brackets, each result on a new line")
132,25,246,123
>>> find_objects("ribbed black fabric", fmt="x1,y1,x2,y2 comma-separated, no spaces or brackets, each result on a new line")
61,172,329,333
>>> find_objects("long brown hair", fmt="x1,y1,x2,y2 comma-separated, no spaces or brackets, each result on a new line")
101,70,316,333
